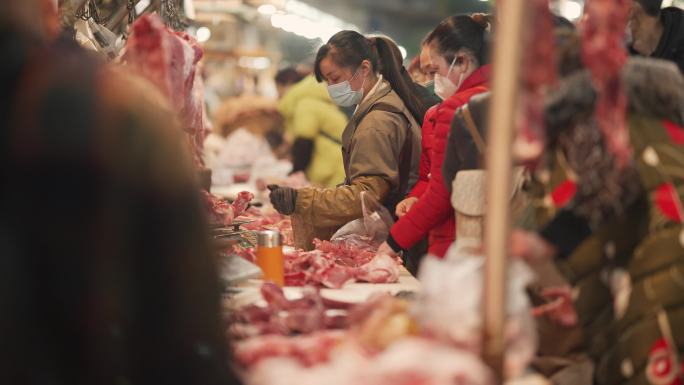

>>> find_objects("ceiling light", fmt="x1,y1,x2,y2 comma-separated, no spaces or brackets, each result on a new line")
196,26,211,43
560,0,583,21
258,4,277,15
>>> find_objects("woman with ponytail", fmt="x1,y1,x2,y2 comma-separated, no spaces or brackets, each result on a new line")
268,31,425,249
379,14,493,259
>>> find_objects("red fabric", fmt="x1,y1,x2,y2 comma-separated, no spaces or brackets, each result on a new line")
551,180,577,208
407,106,439,199
663,120,684,146
390,65,491,257
655,183,684,223
645,338,682,385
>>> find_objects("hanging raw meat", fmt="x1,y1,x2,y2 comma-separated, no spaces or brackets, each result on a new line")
123,14,245,224
581,0,632,167
123,14,206,164
517,0,557,150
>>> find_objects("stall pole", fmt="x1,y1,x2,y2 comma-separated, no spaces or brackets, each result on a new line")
482,0,527,380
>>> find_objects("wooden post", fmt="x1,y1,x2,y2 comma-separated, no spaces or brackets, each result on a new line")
483,0,527,381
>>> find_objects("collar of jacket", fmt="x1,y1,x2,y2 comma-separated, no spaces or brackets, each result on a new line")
352,79,393,121
434,64,491,113
454,64,491,96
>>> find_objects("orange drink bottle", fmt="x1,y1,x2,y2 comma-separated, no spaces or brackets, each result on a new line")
256,230,284,286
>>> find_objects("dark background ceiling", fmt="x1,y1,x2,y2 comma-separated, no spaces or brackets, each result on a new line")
270,0,492,63
302,0,492,56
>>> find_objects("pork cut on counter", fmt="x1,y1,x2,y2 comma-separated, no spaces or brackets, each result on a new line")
229,282,352,339
204,190,254,225
282,239,401,289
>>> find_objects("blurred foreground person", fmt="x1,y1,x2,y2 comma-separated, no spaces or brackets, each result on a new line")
0,1,241,384
513,58,684,385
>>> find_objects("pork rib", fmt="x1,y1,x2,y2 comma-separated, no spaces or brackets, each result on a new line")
581,0,632,167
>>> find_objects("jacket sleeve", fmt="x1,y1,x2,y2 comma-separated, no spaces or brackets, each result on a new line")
294,176,390,229
293,110,404,228
389,110,454,250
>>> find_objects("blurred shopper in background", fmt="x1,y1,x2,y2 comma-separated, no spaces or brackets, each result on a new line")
274,66,307,98
629,0,684,73
277,68,348,188
269,32,425,249
407,55,428,84
378,14,492,259
205,96,283,172
0,1,241,384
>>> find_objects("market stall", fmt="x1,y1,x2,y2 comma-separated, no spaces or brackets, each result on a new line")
55,1,543,383
34,1,684,385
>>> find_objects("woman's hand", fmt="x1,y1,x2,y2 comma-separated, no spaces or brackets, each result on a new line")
376,241,399,258
510,229,557,264
531,286,578,327
395,197,418,218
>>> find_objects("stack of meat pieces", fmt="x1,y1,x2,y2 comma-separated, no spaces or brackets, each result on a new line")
234,331,346,369
233,292,496,385
205,191,254,225
283,238,400,288
230,213,401,288
239,209,294,246
242,338,495,385
232,291,411,365
229,282,352,340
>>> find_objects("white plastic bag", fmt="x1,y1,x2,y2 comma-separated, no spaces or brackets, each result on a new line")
331,191,394,246
415,244,538,379
74,20,124,60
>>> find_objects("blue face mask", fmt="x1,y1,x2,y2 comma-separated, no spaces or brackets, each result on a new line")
327,68,365,107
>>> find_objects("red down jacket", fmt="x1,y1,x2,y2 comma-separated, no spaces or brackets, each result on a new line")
389,65,491,258
406,105,438,199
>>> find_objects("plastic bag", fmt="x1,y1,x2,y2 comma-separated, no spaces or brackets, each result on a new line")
74,19,124,60
331,191,394,246
414,243,538,379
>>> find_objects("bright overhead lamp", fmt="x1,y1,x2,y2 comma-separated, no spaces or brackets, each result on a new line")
258,4,277,15
196,26,211,42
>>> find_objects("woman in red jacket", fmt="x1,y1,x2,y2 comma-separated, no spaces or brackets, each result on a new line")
380,14,492,259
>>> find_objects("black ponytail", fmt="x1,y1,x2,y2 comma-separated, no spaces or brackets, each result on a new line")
314,30,428,124
372,36,428,125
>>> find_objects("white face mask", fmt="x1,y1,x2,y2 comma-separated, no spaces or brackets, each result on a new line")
327,68,365,107
625,21,634,46
434,57,465,100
